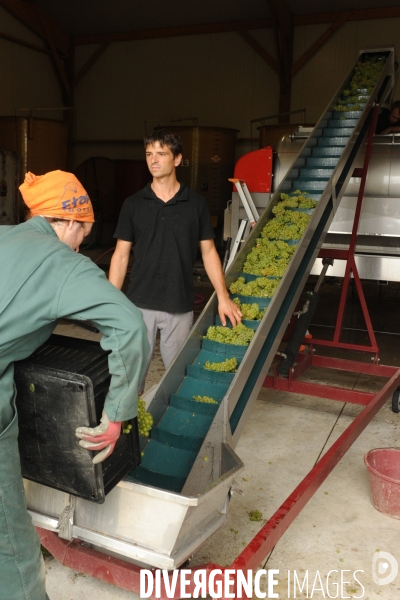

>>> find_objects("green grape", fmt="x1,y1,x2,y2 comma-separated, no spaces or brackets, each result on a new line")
204,357,238,372
249,510,263,522
137,398,153,437
122,422,133,434
229,276,280,299
260,211,310,241
333,56,386,112
233,298,265,320
243,238,295,276
243,254,289,277
274,191,317,211
193,395,219,404
204,323,255,345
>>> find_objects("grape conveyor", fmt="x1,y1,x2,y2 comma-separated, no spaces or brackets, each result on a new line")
26,48,396,570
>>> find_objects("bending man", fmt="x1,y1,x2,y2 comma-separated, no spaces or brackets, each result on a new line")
0,170,148,600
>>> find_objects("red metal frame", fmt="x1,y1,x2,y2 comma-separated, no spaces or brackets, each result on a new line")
264,351,398,405
312,104,380,360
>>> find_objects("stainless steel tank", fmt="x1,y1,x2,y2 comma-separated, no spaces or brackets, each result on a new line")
273,129,400,280
258,123,314,151
273,129,400,199
157,126,238,225
0,117,68,221
0,149,19,225
0,116,68,182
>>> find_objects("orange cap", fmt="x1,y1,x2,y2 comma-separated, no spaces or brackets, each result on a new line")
19,170,95,223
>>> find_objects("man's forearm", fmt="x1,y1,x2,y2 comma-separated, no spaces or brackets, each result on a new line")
200,240,242,326
108,255,129,290
202,247,230,299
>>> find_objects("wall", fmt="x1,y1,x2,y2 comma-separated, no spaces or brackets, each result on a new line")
73,30,279,168
0,8,399,170
73,19,400,169
0,6,63,121
292,19,400,124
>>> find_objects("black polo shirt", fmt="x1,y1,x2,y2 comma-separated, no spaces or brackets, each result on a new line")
114,182,215,313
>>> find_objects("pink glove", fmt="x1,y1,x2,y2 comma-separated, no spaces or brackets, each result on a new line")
75,409,121,464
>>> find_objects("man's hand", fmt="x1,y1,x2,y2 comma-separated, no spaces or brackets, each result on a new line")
218,295,242,327
75,410,122,464
199,239,243,327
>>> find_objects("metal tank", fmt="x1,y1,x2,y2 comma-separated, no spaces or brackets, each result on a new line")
273,128,400,281
258,123,314,151
0,117,68,181
0,149,19,225
157,126,238,225
0,117,68,221
75,157,150,247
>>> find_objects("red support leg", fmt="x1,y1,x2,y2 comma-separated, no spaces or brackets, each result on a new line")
313,104,381,356
235,367,400,572
350,256,378,354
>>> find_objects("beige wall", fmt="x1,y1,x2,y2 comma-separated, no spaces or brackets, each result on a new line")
292,19,400,124
1,6,399,170
74,20,400,168
0,6,63,120
73,30,279,168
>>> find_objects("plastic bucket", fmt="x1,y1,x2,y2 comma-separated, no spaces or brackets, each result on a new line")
364,448,400,519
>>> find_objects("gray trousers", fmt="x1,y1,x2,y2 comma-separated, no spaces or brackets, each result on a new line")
138,309,193,394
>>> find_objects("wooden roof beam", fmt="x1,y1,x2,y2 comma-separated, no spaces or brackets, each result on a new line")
71,7,400,48
266,0,294,121
0,0,70,57
292,12,352,76
38,11,71,101
73,42,110,87
0,28,50,54
235,25,279,75
73,19,274,45
295,6,400,26
266,0,292,42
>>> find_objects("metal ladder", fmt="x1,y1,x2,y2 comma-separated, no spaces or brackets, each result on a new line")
224,178,260,271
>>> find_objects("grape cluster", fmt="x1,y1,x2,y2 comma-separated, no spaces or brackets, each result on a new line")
334,56,386,112
137,398,153,437
249,510,263,522
233,298,265,320
122,421,132,434
261,210,310,241
243,243,292,277
229,276,280,298
273,191,317,215
204,323,255,345
228,190,313,310
193,395,219,404
204,357,238,372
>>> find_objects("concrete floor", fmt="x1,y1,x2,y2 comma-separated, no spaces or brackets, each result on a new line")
44,278,400,599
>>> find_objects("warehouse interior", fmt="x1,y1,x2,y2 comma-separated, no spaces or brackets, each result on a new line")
2,1,400,599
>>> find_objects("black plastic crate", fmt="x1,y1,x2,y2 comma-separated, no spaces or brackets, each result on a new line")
14,334,141,503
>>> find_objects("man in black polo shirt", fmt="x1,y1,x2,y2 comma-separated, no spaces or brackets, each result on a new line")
109,129,241,394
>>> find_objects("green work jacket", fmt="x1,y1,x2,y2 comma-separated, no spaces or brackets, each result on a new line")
0,216,149,432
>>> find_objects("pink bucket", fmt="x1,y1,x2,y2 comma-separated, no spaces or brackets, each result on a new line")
364,448,400,519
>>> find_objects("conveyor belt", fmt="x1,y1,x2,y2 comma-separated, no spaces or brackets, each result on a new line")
25,48,396,571
131,49,395,496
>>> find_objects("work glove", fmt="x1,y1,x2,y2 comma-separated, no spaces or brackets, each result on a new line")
75,409,122,464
